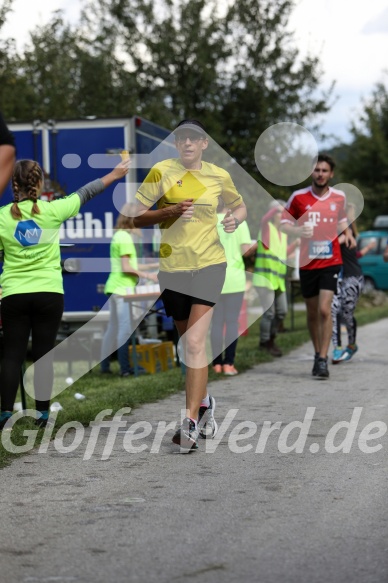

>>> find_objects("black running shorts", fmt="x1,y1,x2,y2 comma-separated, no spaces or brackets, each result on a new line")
158,263,226,321
299,265,341,299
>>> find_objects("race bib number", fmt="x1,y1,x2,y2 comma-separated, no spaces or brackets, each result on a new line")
309,240,333,259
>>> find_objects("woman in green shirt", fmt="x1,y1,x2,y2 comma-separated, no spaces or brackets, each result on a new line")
100,203,157,376
0,158,129,430
210,200,253,375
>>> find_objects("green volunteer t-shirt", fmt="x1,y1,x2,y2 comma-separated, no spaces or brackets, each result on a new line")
104,230,138,295
216,214,251,294
0,195,81,298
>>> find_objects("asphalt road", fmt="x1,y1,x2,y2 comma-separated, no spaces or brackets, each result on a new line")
1,319,388,583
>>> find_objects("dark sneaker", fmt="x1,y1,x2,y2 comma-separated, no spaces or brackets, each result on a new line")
312,353,320,376
316,357,329,379
172,417,199,450
259,339,282,357
270,336,283,357
198,395,218,439
34,411,51,429
120,370,134,377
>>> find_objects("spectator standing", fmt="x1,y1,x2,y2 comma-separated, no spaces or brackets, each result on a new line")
253,199,300,357
0,158,129,430
210,199,253,376
100,203,157,376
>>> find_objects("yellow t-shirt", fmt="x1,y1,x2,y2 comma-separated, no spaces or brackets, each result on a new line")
136,158,243,271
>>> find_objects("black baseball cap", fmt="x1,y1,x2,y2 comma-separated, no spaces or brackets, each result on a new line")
174,119,207,136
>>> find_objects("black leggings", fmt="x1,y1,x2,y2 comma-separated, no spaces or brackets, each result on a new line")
0,292,64,412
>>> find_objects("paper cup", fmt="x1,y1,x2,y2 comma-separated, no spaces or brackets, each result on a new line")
304,221,314,236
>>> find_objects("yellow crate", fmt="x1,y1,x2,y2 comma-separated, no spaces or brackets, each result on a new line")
159,341,175,370
129,341,176,374
129,344,163,374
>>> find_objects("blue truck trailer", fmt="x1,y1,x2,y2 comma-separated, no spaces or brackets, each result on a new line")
3,116,173,325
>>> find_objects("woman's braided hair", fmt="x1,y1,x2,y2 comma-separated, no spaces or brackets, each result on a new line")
11,159,43,219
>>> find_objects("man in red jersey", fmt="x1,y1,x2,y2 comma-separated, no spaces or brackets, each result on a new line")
280,154,355,379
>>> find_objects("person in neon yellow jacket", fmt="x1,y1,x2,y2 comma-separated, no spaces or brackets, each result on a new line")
253,199,300,357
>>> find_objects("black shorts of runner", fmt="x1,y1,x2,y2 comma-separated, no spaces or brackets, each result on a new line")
299,265,341,299
158,263,226,321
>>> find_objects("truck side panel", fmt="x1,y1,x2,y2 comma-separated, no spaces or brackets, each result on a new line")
56,123,130,311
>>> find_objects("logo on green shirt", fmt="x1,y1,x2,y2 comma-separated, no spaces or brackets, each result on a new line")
14,220,42,247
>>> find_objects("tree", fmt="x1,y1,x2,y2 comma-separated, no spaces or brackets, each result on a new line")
0,11,139,121
78,0,232,129
219,0,332,171
0,0,23,117
1,0,332,195
81,0,332,172
337,77,388,227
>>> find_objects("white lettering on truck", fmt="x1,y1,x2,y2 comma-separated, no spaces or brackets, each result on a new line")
59,212,114,240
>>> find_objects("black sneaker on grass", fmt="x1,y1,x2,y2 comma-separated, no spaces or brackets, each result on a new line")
172,417,199,450
34,411,50,429
316,357,329,379
198,395,218,439
119,370,134,377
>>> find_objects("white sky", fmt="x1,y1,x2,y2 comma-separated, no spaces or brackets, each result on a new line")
289,0,388,145
2,0,388,148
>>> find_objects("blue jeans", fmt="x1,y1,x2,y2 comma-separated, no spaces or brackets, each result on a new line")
100,295,132,374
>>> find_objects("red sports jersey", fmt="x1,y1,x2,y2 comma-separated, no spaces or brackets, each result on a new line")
281,187,348,270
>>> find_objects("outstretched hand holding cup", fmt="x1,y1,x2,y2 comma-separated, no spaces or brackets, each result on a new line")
108,158,131,182
100,158,131,188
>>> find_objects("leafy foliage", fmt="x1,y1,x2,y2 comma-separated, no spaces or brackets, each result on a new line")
81,0,331,172
0,0,330,176
334,76,388,227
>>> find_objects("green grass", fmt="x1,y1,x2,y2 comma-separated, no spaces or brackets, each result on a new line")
1,297,388,468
